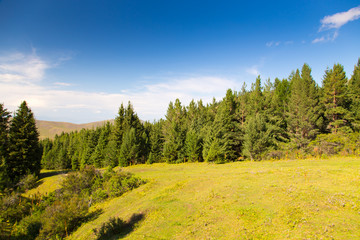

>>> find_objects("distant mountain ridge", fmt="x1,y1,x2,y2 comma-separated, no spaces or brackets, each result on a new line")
36,119,114,139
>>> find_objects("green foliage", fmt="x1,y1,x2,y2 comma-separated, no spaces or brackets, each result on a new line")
0,165,145,239
119,128,139,166
6,101,41,185
93,217,127,239
16,174,39,193
322,64,352,133
30,59,360,167
93,213,145,240
0,193,32,224
148,120,164,163
348,58,360,131
203,89,242,163
309,132,360,157
243,113,273,160
287,65,323,148
61,165,100,197
185,129,201,162
203,138,225,163
37,195,89,239
0,103,11,190
163,99,187,163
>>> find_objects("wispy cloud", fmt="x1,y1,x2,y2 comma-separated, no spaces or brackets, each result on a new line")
320,6,360,30
0,50,49,84
54,82,73,87
313,5,360,43
312,31,339,44
246,66,260,76
0,51,238,123
312,36,325,44
266,41,294,47
266,41,281,47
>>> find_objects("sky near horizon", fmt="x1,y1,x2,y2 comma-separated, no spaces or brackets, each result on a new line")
0,1,360,123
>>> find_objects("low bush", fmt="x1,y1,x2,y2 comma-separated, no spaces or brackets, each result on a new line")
93,217,127,240
17,174,39,193
37,196,89,240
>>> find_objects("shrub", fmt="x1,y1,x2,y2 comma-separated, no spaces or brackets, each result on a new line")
92,189,108,203
61,165,100,197
93,217,127,240
309,132,360,157
11,214,42,240
37,195,89,239
0,193,32,224
17,174,38,193
93,213,145,240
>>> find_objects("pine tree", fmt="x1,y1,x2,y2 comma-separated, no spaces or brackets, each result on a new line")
0,103,11,189
7,101,41,183
119,128,138,166
163,99,186,163
91,122,111,168
148,120,164,163
348,58,360,131
243,113,272,160
248,76,263,115
117,102,144,165
185,129,201,162
203,89,241,162
322,64,351,133
288,64,323,147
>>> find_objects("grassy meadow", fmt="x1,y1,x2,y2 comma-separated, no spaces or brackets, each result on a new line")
32,157,360,239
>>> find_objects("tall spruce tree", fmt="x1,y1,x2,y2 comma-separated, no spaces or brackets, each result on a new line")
115,102,144,166
203,89,241,162
288,64,323,147
322,64,351,133
119,128,138,166
163,99,186,163
348,58,360,130
7,101,41,183
148,120,164,163
243,113,273,160
0,104,11,189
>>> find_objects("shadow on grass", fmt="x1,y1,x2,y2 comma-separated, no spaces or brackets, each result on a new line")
94,213,145,240
39,170,70,179
85,208,104,222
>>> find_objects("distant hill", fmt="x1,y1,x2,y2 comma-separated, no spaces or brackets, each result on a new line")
36,119,114,139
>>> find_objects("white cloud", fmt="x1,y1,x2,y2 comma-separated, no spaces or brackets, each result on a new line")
312,36,325,44
246,66,260,76
0,51,238,123
314,5,360,43
320,6,360,30
0,50,49,84
312,31,339,43
265,41,281,47
54,82,72,87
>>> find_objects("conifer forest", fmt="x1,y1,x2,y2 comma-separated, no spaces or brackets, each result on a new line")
1,60,360,175
37,60,360,169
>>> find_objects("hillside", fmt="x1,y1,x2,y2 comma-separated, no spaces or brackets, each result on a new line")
30,157,360,239
36,119,114,139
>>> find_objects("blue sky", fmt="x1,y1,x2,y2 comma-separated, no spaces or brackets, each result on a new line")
0,0,360,123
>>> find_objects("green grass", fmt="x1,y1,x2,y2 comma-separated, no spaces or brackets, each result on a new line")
24,170,68,197
29,157,360,239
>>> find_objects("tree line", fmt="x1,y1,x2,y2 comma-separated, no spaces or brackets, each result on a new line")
1,59,360,176
39,59,360,169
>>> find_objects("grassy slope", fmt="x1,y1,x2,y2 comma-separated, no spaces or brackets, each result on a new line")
33,158,360,239
36,120,114,139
